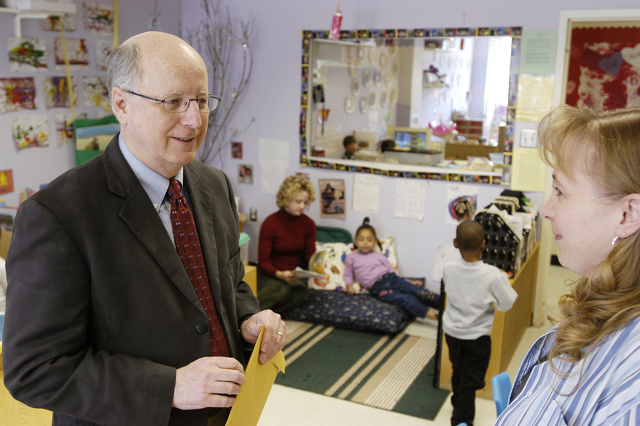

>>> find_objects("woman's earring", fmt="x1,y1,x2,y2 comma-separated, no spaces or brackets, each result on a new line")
612,235,619,247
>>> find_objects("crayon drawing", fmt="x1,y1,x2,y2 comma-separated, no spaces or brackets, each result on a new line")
54,38,89,70
8,38,48,72
13,115,50,149
42,15,75,32
95,39,113,71
0,78,36,113
55,113,75,145
82,3,114,34
82,76,110,109
43,76,77,108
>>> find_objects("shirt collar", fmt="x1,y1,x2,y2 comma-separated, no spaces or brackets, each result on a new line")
118,134,184,211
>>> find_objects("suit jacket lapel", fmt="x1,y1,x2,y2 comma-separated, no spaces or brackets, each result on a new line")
101,136,203,311
183,165,222,304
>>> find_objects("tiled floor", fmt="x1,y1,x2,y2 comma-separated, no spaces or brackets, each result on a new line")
258,265,580,426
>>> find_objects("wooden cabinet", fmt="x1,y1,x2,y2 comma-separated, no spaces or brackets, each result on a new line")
454,119,484,140
244,264,257,297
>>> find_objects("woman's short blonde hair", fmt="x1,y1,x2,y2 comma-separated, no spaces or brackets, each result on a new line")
276,175,316,208
538,105,640,371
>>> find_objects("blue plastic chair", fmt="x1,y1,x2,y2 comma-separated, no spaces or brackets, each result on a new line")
492,372,512,416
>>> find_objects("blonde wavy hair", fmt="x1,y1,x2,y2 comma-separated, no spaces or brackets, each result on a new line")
276,175,316,209
538,105,640,368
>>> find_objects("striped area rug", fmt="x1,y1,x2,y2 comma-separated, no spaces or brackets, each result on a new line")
275,320,450,420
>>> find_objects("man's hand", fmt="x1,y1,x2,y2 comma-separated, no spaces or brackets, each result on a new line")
241,310,288,364
173,357,246,410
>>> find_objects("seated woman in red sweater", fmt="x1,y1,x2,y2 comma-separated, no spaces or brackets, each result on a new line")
258,175,317,312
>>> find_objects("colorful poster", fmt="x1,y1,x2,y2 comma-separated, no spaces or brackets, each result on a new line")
42,15,75,32
238,164,253,184
54,38,89,69
95,39,113,71
0,77,36,113
82,76,110,108
12,115,50,149
319,178,346,218
43,76,77,108
82,3,115,34
0,169,14,195
8,38,48,72
566,24,640,111
446,184,478,225
55,113,74,145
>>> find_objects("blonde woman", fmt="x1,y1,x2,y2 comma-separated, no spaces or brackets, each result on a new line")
496,105,640,425
258,175,316,312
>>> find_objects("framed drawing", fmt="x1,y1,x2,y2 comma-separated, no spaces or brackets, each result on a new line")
553,8,640,111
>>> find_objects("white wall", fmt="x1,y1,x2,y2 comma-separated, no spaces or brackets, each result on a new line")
181,0,638,290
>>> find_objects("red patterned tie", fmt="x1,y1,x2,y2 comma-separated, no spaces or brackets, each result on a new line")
167,178,229,357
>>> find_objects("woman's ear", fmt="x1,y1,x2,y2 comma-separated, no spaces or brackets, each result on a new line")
619,194,640,239
111,87,128,125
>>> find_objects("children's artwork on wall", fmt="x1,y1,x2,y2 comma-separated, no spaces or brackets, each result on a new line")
319,178,346,218
54,38,89,70
82,3,115,34
565,23,640,111
446,184,478,225
12,115,50,149
238,164,253,184
55,113,75,145
42,15,76,32
43,76,77,108
0,169,15,195
82,76,109,108
0,77,36,113
8,38,48,72
231,141,243,159
95,40,113,71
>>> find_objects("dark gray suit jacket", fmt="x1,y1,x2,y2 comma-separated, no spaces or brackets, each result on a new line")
2,136,260,425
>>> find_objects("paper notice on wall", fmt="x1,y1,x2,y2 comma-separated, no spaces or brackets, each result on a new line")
515,75,554,122
520,29,557,75
352,174,380,214
259,138,289,195
511,147,547,192
394,179,426,221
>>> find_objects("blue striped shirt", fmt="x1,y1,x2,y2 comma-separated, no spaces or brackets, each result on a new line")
495,316,640,425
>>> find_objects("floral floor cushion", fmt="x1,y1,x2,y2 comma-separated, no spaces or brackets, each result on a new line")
281,289,413,334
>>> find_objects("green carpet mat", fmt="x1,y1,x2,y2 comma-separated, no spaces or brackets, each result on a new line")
275,321,450,420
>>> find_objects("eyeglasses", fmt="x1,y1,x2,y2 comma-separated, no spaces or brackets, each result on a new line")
125,90,220,113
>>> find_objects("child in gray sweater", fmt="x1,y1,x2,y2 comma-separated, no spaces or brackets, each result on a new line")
443,220,517,426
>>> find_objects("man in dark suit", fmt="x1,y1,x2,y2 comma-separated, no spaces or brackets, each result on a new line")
2,31,287,426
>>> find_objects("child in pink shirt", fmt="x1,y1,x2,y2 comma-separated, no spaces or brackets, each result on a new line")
343,218,439,320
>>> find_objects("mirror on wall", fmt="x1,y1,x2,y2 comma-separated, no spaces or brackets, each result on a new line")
299,27,522,185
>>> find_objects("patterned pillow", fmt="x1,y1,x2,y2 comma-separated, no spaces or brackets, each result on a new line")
308,238,397,291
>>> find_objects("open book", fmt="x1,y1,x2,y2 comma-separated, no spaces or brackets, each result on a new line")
294,266,326,279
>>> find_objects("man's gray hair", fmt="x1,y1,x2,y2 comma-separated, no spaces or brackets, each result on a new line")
106,42,141,112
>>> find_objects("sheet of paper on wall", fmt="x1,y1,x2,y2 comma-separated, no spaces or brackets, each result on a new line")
225,325,285,426
510,147,547,192
259,138,289,195
394,179,426,221
446,184,478,226
520,29,558,75
352,174,380,214
515,75,554,122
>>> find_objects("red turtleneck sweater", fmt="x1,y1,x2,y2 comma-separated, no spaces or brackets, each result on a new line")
258,208,316,277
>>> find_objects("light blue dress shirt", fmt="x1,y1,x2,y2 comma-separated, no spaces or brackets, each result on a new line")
118,135,183,246
495,315,640,425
